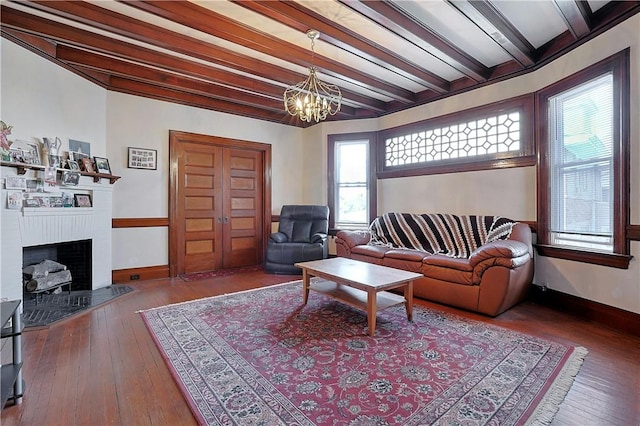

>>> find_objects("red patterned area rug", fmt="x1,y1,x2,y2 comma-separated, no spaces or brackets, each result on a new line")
179,265,263,282
140,280,586,425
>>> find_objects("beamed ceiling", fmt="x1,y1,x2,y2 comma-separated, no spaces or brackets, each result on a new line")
2,1,639,127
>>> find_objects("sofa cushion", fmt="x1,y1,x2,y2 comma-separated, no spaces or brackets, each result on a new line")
384,248,431,262
421,264,474,286
423,254,473,272
351,245,390,259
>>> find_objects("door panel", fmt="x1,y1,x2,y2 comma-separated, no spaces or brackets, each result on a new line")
223,148,263,268
178,143,223,274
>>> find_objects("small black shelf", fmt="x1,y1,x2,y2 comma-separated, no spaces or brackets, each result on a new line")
1,364,23,406
1,300,24,409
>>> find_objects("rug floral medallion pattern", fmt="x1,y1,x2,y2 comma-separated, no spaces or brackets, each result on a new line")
140,280,586,426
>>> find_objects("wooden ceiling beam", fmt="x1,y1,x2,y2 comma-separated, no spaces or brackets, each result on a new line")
4,3,384,113
55,46,283,112
230,0,450,94
339,0,488,82
1,6,375,114
448,0,536,67
122,0,416,103
22,0,304,88
58,45,358,119
107,75,296,125
552,0,591,39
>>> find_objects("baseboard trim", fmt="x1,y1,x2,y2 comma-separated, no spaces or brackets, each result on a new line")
112,265,169,283
529,285,640,337
112,218,169,228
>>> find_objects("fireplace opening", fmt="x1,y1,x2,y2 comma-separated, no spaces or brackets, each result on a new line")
22,239,92,295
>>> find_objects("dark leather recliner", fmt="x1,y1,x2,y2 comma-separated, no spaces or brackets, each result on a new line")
265,205,330,274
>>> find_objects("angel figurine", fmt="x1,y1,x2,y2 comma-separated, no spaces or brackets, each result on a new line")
0,120,12,152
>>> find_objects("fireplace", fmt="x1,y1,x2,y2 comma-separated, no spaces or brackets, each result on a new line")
22,239,93,294
1,170,114,305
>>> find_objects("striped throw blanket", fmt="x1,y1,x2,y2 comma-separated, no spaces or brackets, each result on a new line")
369,213,515,258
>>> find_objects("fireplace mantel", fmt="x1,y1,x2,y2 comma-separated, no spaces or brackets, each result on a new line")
1,167,114,304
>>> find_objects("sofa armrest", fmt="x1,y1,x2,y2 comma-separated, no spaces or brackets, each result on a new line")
470,240,532,285
336,230,371,248
469,240,530,267
270,232,288,243
335,230,371,257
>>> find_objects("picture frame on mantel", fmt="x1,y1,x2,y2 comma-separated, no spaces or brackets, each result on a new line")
128,147,157,170
74,193,92,207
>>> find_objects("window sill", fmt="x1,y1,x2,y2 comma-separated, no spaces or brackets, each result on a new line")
534,244,632,269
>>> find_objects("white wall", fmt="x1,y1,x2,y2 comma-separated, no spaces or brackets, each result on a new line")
312,15,640,314
0,39,107,157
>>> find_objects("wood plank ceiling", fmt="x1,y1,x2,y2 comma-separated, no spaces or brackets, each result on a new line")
2,1,639,127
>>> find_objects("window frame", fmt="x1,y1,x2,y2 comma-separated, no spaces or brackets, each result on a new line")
536,49,631,268
376,94,536,179
328,132,377,231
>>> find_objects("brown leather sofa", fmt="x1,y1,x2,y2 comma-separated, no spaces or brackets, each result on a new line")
335,215,534,316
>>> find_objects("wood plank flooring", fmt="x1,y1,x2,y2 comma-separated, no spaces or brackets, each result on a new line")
2,271,639,425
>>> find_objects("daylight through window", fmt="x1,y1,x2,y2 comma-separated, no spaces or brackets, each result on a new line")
335,140,369,228
547,73,614,252
384,111,521,167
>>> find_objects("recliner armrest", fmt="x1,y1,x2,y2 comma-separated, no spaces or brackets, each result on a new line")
310,233,327,243
270,232,288,243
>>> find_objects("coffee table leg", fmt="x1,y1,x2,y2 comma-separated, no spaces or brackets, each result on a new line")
302,269,310,305
404,281,413,321
367,290,377,336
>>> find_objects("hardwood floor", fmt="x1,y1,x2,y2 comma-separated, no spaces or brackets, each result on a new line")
2,271,639,425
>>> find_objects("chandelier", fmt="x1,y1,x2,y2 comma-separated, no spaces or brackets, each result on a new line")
284,30,342,123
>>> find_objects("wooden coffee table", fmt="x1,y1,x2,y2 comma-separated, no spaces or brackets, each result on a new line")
295,257,422,336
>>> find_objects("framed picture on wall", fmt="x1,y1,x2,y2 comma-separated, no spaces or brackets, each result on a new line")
74,193,92,207
128,147,157,170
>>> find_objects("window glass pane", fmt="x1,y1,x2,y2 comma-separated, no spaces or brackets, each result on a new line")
548,73,613,252
336,140,368,227
338,142,367,182
337,186,367,225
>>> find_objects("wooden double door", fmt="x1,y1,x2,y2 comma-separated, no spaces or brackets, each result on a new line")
169,131,271,276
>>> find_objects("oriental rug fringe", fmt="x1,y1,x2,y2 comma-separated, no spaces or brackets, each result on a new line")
140,280,586,426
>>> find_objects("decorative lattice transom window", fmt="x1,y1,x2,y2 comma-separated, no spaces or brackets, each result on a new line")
385,112,521,166
377,95,534,178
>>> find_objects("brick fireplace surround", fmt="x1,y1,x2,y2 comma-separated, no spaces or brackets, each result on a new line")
1,170,113,306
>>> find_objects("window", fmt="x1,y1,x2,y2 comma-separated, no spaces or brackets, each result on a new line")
537,50,630,268
377,95,535,178
328,133,376,230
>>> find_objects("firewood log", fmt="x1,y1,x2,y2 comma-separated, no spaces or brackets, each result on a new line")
25,270,72,292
